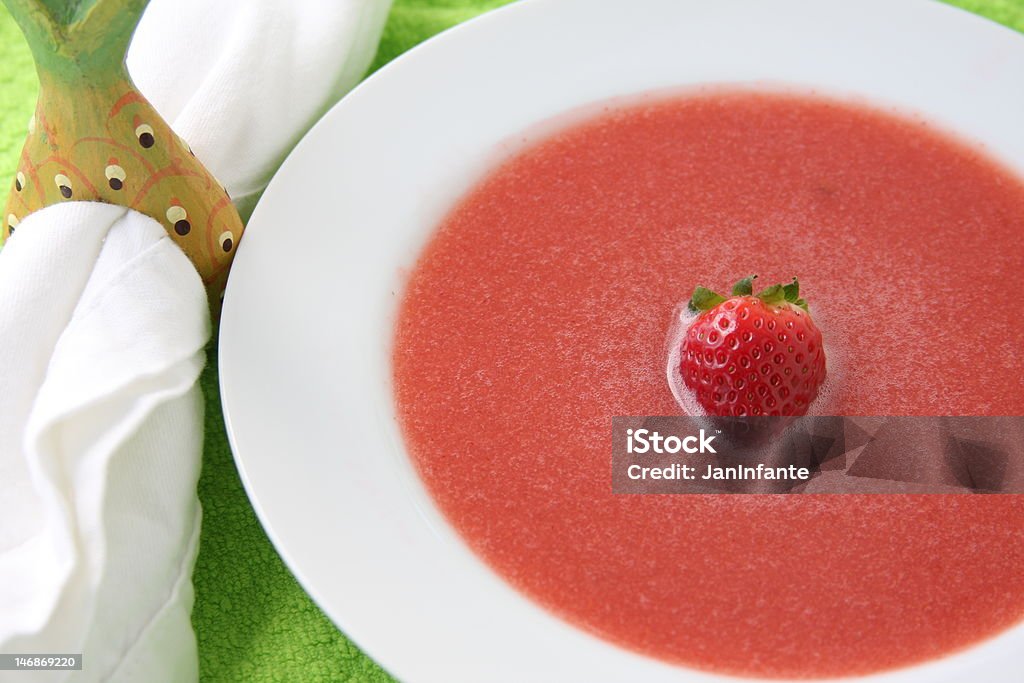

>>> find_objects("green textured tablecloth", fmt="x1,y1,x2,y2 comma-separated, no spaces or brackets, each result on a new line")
1,0,1022,681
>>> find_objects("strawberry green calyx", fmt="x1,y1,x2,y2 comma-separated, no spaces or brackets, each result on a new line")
687,287,726,312
772,278,808,311
688,276,810,313
731,274,757,296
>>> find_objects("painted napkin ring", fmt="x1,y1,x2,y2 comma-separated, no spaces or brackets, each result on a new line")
2,0,244,304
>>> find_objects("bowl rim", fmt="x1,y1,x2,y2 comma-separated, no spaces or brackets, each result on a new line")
220,1,1024,681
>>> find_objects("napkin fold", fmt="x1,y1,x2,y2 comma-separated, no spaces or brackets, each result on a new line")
0,204,208,683
128,0,393,217
0,0,389,680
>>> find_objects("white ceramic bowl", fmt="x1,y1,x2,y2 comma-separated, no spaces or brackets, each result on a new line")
219,1,1024,680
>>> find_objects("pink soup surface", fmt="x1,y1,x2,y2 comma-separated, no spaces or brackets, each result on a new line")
392,91,1024,679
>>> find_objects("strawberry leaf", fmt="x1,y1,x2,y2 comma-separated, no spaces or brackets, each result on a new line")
783,278,800,303
695,276,812,313
731,274,757,296
688,286,726,312
756,283,787,306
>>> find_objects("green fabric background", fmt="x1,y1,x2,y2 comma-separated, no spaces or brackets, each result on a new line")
0,0,1022,681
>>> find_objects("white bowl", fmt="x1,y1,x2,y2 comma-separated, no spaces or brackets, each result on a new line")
219,1,1024,680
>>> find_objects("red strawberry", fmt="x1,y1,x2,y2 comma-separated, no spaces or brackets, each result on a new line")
679,276,826,417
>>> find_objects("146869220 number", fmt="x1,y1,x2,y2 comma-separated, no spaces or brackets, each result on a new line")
1,654,82,671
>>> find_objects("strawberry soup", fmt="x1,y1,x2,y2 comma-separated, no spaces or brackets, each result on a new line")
392,91,1024,679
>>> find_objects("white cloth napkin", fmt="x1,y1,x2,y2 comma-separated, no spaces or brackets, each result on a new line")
129,0,392,217
0,1,390,681
0,204,208,683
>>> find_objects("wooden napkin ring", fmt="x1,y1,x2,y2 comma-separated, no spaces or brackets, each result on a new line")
2,0,244,306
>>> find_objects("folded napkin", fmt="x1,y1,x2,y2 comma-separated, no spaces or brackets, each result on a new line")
0,204,208,683
0,0,389,681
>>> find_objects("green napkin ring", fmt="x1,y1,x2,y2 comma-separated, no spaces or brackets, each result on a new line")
2,0,245,304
